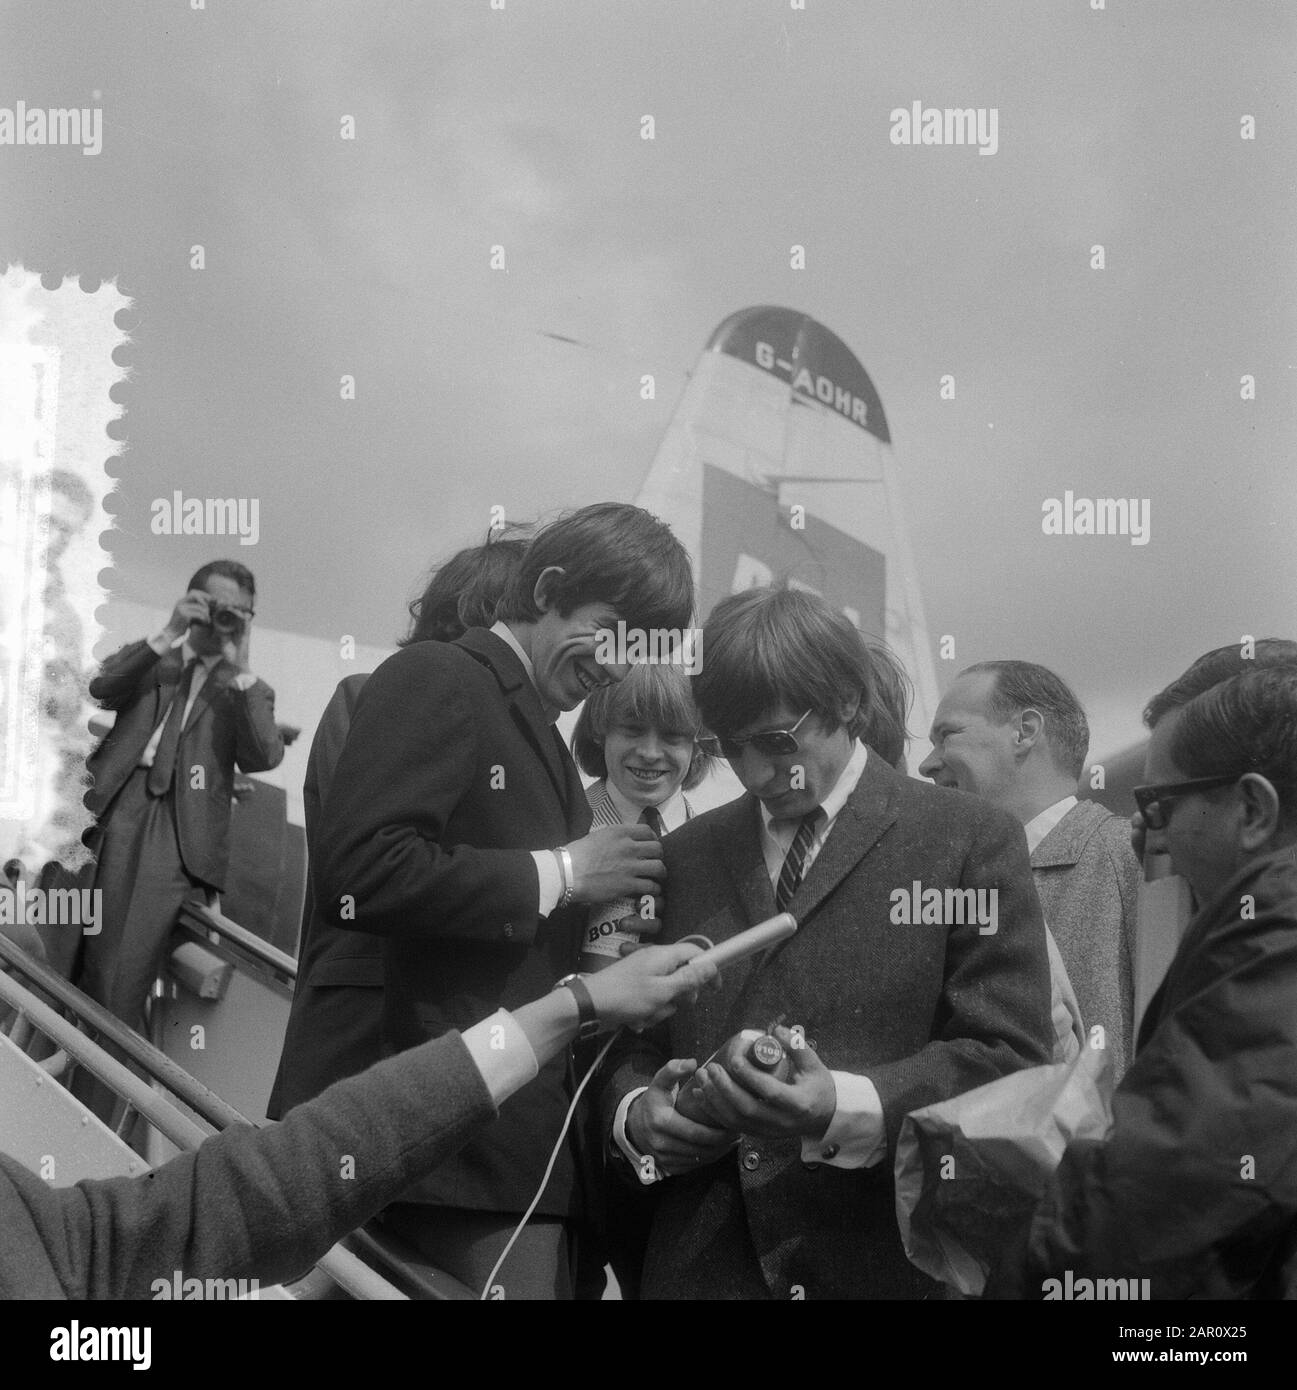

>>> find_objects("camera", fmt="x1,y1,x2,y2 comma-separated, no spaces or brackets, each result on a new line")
207,603,247,637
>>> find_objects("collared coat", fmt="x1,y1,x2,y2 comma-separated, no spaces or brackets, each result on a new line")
311,628,591,1216
602,753,1054,1299
1031,799,1139,1077
992,848,1297,1299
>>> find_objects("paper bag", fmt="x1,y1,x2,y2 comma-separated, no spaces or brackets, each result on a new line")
894,1044,1114,1295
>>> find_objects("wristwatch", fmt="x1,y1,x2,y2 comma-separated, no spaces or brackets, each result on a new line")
553,972,600,1041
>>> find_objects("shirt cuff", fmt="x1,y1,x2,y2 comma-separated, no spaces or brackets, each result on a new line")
532,849,563,918
799,1071,887,1169
148,632,175,655
230,671,258,692
612,1086,661,1183
460,1009,539,1107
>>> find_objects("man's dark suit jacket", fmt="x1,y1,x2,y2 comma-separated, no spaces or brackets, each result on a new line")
85,640,284,891
602,752,1054,1300
313,628,592,1216
267,673,378,1119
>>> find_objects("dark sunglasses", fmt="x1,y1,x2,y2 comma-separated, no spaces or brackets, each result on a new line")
698,709,814,761
1132,775,1239,830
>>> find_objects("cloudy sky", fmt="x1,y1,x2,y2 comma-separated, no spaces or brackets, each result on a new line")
4,0,1294,760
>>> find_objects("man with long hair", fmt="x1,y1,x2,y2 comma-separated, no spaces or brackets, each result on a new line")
267,526,531,1119
314,503,694,1299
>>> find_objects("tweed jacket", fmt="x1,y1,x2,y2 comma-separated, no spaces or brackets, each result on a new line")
602,752,1055,1299
1031,799,1139,1078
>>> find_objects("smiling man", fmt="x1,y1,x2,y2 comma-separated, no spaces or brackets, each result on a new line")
601,586,1053,1299
919,662,1137,1075
313,503,693,1299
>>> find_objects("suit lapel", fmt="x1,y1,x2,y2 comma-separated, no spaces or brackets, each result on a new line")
711,755,901,1037
556,726,592,837
150,648,184,725
786,753,899,925
182,659,235,731
715,796,778,927
696,798,779,1030
456,628,576,821
1030,802,1093,869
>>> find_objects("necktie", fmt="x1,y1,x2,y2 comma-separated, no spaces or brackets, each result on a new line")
640,805,665,837
147,658,198,796
775,807,824,910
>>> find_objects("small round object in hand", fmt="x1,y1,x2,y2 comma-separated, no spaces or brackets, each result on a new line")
750,1033,786,1070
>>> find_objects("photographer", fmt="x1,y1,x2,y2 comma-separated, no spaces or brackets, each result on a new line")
72,562,283,1065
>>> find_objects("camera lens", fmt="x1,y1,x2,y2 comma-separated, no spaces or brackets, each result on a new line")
211,606,241,633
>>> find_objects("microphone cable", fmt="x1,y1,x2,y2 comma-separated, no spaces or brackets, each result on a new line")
479,935,717,1300
478,1030,620,1300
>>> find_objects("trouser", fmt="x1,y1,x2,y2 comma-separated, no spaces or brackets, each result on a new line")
381,1204,575,1301
69,767,208,1125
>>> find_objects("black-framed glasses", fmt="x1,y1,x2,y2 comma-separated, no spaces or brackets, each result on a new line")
698,709,814,761
1133,775,1239,830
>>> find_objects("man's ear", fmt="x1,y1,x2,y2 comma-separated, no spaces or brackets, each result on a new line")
1016,708,1044,753
1238,773,1284,851
839,693,861,728
532,566,566,614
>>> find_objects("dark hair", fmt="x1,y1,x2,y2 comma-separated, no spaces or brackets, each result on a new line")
1144,639,1297,729
572,663,716,791
960,660,1090,779
693,586,873,741
187,559,256,599
862,643,913,769
1164,665,1297,823
495,503,693,633
400,524,532,646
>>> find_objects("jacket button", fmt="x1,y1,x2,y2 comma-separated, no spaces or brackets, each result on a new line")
821,1144,839,1160
741,1151,760,1171
502,923,514,939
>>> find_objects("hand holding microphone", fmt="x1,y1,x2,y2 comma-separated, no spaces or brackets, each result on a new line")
582,940,716,1033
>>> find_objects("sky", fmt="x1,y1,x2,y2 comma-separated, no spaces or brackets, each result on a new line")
3,0,1294,762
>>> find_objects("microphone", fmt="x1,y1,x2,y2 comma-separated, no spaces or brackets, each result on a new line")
680,912,797,971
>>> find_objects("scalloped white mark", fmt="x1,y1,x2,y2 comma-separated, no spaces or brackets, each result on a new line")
1,265,128,873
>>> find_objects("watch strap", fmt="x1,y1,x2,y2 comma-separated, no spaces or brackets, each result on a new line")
557,973,600,1041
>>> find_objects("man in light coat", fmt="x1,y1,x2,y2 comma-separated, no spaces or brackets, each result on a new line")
920,660,1138,1076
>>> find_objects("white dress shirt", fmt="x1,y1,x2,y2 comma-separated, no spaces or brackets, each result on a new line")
1024,795,1079,854
489,621,574,918
461,1009,539,1104
1022,794,1087,1062
615,738,890,1179
604,778,689,834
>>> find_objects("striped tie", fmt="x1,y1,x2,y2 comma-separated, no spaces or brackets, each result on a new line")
775,807,824,910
